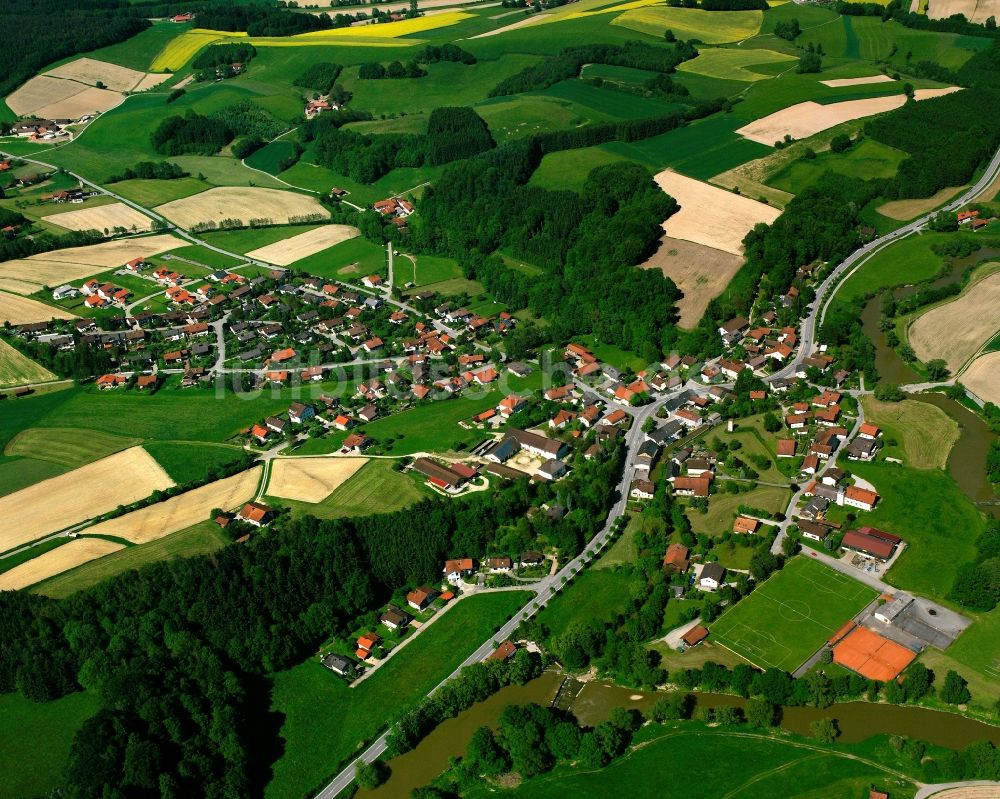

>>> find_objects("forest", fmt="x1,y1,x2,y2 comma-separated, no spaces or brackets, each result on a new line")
151,102,286,156
490,40,698,97
195,3,338,35
0,0,149,97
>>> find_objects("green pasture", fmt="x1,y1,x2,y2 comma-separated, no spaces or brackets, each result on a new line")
33,521,231,599
833,231,959,304
143,441,246,484
288,235,386,277
534,79,683,119
4,427,141,468
677,47,796,82
919,607,1000,711
686,484,791,537
710,556,876,672
0,690,99,799
85,20,186,72
266,459,427,520
537,568,642,639
767,138,907,195
825,461,983,602
475,94,616,143
110,176,212,207
461,727,918,799
245,138,299,175
0,456,68,498
266,591,531,799
401,253,463,287
201,223,325,254
162,243,246,269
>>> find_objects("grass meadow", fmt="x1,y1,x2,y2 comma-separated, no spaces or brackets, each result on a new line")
266,591,530,799
0,690,99,799
710,556,876,671
5,427,141,468
834,231,958,304
686,484,791,537
767,139,908,195
859,397,959,470
110,177,212,207
143,441,247,484
536,569,642,639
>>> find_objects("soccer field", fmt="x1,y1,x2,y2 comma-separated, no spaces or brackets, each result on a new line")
709,557,876,672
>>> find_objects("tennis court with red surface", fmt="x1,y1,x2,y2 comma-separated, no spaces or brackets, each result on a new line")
832,625,916,681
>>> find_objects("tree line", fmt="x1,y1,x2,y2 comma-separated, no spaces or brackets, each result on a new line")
106,160,188,183
194,3,339,35
0,0,149,97
489,40,698,97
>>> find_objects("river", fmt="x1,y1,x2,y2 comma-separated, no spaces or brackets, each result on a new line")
356,672,1000,797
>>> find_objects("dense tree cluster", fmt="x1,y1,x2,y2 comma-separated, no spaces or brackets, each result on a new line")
865,87,1000,198
191,41,257,69
358,60,427,79
0,228,105,265
293,61,344,93
414,153,682,357
490,40,697,97
950,520,1000,611
195,3,338,36
0,0,149,97
151,102,285,156
417,43,477,64
774,17,801,39
106,161,188,183
308,106,494,182
1,333,117,379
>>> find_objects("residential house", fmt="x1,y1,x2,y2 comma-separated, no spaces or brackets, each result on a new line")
356,632,382,660
536,459,568,481
236,502,275,527
844,486,879,512
380,606,410,632
407,586,437,611
663,543,690,573
288,402,315,424
507,428,568,460
681,626,709,649
444,558,474,584
846,436,880,461
630,479,655,500
733,516,760,534
700,563,726,591
321,653,353,677
798,520,831,542
776,439,796,458
519,551,544,568
858,423,880,440
672,475,710,497
342,432,373,452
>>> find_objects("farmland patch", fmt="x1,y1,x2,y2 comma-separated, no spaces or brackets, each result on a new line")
612,6,763,43
0,538,124,591
245,224,360,265
0,291,76,324
267,457,368,503
83,466,262,544
961,351,1000,406
640,235,743,327
42,201,153,234
653,169,780,255
154,187,329,229
0,340,56,388
677,48,795,82
0,447,174,552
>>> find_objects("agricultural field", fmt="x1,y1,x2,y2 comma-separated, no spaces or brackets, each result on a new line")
0,340,56,388
141,441,247,484
154,187,329,229
655,170,780,255
859,397,959,470
709,556,877,672
929,0,1000,23
676,48,795,82
0,690,99,799
266,457,368,503
0,234,182,296
110,177,213,207
0,291,76,324
612,7,763,43
41,201,153,234
766,138,908,195
244,224,360,265
0,447,174,552
84,466,261,544
876,186,968,221
960,350,1000,405
5,427,141,468
33,520,231,599
0,537,125,591
266,459,426,519
266,591,530,799
908,268,1000,373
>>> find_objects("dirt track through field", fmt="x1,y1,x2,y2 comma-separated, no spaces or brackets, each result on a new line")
736,88,961,145
155,187,329,229
0,447,175,552
654,170,780,254
0,538,125,591
44,202,154,234
85,467,262,544
909,270,1000,372
470,13,550,37
267,457,367,502
0,234,181,295
960,351,1000,406
641,235,743,327
0,291,77,324
245,224,360,265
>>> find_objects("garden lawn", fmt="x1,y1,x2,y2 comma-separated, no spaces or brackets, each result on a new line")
460,727,917,799
536,569,643,640
265,591,531,799
265,459,427,519
0,690,99,799
829,461,983,601
33,520,230,599
686,484,791,537
709,556,876,672
859,397,959,470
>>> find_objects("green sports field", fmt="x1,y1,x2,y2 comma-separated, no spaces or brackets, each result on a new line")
709,556,876,672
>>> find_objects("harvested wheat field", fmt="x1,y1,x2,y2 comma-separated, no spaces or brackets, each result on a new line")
654,170,780,254
820,75,894,88
929,0,1000,22
0,291,77,324
909,270,1000,372
926,786,1000,799
245,224,360,265
43,202,154,234
267,457,367,502
0,538,124,591
46,57,148,92
736,88,960,145
86,466,262,544
963,351,1000,405
0,447,174,552
33,86,126,120
641,236,743,327
0,234,181,295
155,187,329,229
877,185,967,220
